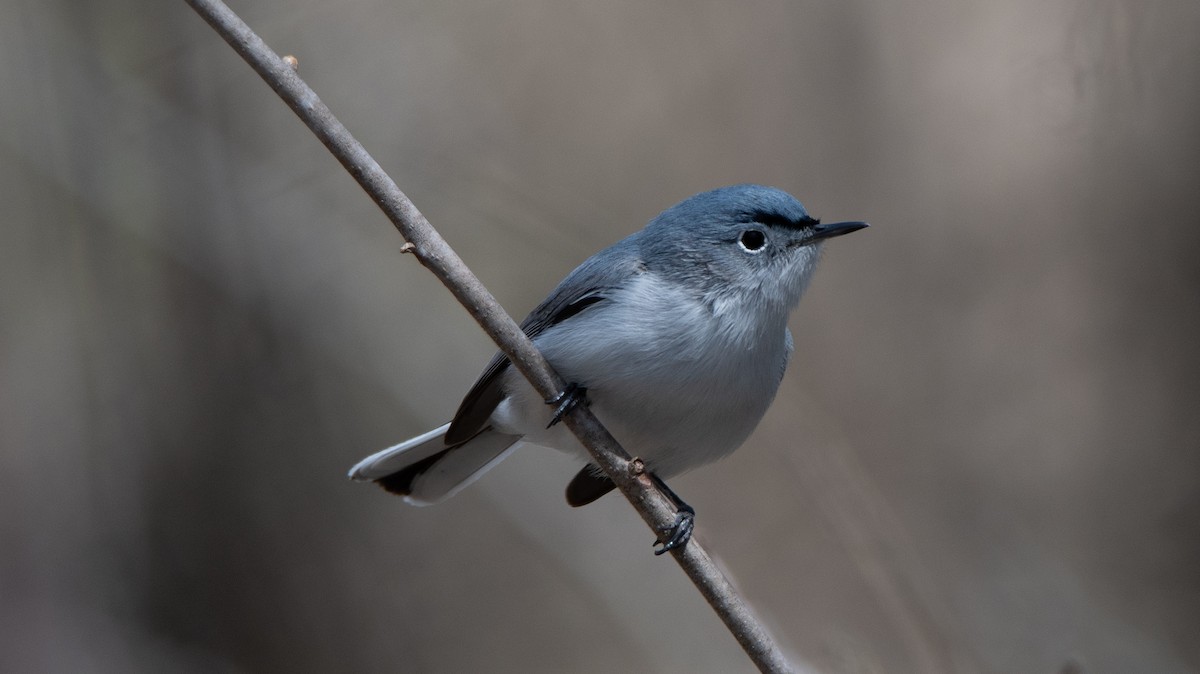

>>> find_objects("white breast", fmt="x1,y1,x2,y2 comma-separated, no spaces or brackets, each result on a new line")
491,272,792,476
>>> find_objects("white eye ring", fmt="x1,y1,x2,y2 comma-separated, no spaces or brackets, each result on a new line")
738,229,767,253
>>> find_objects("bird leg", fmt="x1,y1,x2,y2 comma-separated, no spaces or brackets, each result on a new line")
546,386,693,555
651,473,695,555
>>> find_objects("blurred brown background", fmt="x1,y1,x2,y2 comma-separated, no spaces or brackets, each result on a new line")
2,1,1198,672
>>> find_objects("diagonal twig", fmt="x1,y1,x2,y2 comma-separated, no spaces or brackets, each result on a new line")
183,1,793,671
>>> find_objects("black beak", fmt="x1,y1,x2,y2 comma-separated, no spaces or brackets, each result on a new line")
809,220,869,242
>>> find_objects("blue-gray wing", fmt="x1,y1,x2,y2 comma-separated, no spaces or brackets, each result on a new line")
443,241,644,445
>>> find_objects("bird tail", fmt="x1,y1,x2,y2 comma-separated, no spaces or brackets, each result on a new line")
348,423,521,505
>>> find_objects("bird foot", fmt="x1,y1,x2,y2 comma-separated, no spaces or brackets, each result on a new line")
649,473,695,555
653,505,695,555
545,383,588,428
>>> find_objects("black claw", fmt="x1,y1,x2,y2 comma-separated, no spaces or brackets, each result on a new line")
545,383,588,428
653,507,695,555
649,473,696,555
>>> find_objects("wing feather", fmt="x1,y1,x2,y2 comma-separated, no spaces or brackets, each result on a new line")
443,240,643,445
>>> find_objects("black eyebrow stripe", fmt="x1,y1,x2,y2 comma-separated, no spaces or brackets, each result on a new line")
745,209,819,229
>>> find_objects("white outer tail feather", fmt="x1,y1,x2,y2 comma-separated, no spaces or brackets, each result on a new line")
348,423,521,506
348,423,452,481
407,432,521,505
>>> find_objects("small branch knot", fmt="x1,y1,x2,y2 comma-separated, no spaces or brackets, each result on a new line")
282,54,299,70
629,457,646,476
399,242,416,254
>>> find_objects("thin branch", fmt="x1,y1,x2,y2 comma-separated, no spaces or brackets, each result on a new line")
183,1,793,671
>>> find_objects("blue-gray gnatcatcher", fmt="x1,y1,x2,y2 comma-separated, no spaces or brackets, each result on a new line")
350,184,866,553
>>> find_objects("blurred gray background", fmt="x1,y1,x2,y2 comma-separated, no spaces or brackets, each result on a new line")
2,0,1198,672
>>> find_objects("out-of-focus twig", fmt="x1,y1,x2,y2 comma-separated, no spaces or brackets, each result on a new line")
183,0,794,671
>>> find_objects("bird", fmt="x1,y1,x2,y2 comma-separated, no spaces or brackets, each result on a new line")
349,184,867,553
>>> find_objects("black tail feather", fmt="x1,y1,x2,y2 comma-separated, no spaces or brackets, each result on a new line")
565,464,616,506
375,448,454,496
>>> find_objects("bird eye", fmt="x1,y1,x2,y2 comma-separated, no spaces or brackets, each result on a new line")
738,230,766,253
